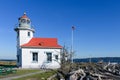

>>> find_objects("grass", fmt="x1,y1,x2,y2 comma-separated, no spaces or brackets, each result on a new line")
0,69,40,78
0,61,57,80
13,70,56,80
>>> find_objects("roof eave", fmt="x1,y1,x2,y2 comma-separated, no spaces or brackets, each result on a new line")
21,46,62,49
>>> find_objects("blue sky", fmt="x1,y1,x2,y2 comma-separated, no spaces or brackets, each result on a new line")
0,0,120,59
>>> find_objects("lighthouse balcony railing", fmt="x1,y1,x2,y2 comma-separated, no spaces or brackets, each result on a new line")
14,24,35,30
14,23,34,28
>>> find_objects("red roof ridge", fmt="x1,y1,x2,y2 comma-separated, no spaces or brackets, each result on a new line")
32,37,57,39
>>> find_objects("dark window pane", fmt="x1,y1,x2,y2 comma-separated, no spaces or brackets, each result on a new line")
28,32,30,37
21,19,26,23
27,20,30,24
46,53,52,62
32,53,38,62
55,55,58,60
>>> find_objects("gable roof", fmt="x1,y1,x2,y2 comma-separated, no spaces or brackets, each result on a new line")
21,38,62,49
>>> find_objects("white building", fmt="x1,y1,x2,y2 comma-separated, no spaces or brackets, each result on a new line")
14,13,62,69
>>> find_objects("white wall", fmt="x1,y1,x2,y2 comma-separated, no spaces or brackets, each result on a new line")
19,30,33,45
21,48,61,69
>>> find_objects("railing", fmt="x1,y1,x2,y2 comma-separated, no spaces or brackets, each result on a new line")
14,23,35,29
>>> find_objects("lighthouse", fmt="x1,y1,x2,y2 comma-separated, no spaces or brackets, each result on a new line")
14,13,35,46
14,13,35,67
14,13,62,69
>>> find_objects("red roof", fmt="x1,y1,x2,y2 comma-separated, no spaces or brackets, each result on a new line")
21,13,29,19
21,38,62,48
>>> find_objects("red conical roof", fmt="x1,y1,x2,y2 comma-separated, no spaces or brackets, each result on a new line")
21,12,29,19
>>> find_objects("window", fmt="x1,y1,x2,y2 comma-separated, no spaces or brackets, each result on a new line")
32,52,38,62
28,32,30,37
21,19,26,23
27,20,30,24
55,55,58,61
46,52,52,62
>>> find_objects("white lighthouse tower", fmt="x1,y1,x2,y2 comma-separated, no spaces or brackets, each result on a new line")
14,13,35,67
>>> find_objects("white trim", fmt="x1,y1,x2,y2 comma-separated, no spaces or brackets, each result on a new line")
44,51,53,53
30,51,39,53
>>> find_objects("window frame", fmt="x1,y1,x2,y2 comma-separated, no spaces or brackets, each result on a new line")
32,52,38,62
21,19,26,23
27,20,30,24
28,32,30,37
46,52,52,62
55,55,58,61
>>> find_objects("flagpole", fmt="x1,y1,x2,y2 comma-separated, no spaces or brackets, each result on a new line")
71,26,74,63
